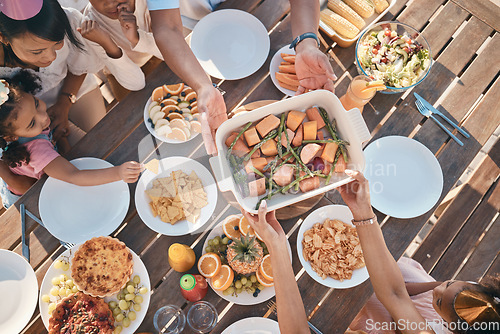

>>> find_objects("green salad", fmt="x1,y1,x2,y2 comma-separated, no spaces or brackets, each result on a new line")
358,27,431,88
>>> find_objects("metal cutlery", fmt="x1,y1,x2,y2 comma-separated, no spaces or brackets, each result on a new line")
415,99,464,146
267,300,323,334
25,209,75,249
414,93,470,138
20,204,30,262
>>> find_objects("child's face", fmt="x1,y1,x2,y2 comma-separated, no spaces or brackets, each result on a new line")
90,0,134,19
4,32,64,68
10,92,50,139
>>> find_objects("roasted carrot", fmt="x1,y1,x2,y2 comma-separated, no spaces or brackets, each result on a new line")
275,72,300,87
278,65,296,74
282,55,296,63
277,78,298,91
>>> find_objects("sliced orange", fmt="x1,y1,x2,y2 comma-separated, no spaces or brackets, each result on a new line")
259,254,273,281
185,91,197,102
222,215,242,240
161,98,178,106
191,105,199,114
198,253,222,278
167,127,188,141
163,83,184,95
182,86,194,95
162,105,180,114
190,120,202,133
256,266,274,287
167,113,184,120
211,265,234,291
151,86,165,102
238,216,255,238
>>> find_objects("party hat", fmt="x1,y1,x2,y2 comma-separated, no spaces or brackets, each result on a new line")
0,0,43,20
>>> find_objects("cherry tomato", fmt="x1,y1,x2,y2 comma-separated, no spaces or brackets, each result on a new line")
407,39,413,44
381,57,388,63
372,48,378,55
403,47,409,53
384,30,392,37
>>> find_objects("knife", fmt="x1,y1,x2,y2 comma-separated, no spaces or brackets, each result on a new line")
20,204,30,262
414,93,470,138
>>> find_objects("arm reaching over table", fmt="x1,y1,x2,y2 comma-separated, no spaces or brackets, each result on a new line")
148,7,227,155
289,0,337,93
242,201,309,334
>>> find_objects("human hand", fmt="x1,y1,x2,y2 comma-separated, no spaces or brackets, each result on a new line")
117,4,139,47
338,169,375,221
295,40,337,94
118,161,143,183
48,102,70,141
78,20,109,45
197,85,227,155
241,200,287,250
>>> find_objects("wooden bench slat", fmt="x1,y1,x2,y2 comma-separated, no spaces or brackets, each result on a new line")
451,0,500,31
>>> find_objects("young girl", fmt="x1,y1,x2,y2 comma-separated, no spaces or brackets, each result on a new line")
0,71,141,209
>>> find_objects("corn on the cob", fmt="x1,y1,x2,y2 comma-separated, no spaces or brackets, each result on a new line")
343,0,374,18
371,0,389,13
320,8,360,39
328,0,365,30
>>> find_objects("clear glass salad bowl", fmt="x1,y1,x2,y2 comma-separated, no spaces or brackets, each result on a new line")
355,21,433,94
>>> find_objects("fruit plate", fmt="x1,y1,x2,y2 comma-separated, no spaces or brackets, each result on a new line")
39,244,151,333
144,98,200,144
202,214,292,306
135,156,218,236
221,317,280,334
269,44,296,96
297,205,369,289
0,250,38,334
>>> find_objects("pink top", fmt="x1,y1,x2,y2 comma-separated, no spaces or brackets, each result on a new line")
9,129,60,195
348,257,452,334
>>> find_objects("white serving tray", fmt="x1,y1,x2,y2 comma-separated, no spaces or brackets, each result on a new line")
210,90,371,214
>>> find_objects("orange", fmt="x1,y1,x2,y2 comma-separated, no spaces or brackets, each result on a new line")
211,265,234,290
238,216,255,238
151,86,165,102
256,266,274,287
167,127,188,141
222,215,242,240
161,98,178,106
182,86,194,95
163,83,184,95
191,105,199,114
185,91,197,102
198,253,222,278
161,105,180,114
190,120,202,133
167,113,184,120
259,254,273,281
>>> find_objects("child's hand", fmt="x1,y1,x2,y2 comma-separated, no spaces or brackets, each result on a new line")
117,4,139,47
78,20,122,58
118,161,143,183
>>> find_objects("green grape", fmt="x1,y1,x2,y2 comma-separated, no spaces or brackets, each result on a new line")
215,236,221,242
114,326,123,334
133,303,141,312
117,292,125,300
240,277,247,285
133,275,140,284
134,295,143,304
58,287,67,296
245,281,252,288
249,287,256,293
223,289,231,295
236,287,243,294
126,285,135,293
65,279,74,287
207,239,213,246
125,293,135,301
222,237,229,245
59,274,68,281
113,308,121,316
122,317,131,328
52,277,61,286
53,260,63,270
234,280,242,289
205,246,212,253
50,287,59,296
65,288,72,296
226,287,235,294
128,311,137,321
41,294,51,303
250,275,257,283
118,300,129,310
62,263,70,271
71,286,78,293
258,284,266,290
139,287,148,295
48,303,56,314
109,301,117,309
115,313,125,322
212,238,219,245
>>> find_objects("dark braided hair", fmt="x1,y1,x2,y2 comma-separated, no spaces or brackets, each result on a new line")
0,70,42,167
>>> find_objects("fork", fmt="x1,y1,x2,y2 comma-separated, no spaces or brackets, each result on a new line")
25,209,75,249
415,99,464,146
266,300,323,334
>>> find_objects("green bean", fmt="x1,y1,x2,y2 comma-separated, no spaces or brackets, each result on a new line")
244,129,278,161
226,122,252,158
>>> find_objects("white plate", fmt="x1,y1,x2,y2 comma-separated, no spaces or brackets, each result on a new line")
269,44,296,96
39,244,151,333
39,157,130,244
0,250,38,334
297,205,369,289
222,317,280,334
363,136,443,218
202,214,291,305
135,157,217,236
191,9,270,80
143,98,200,144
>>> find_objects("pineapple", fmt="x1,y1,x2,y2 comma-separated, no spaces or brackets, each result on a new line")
226,236,264,274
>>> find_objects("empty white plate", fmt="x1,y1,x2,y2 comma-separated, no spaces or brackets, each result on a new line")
0,250,38,334
39,157,130,243
363,136,443,218
221,317,280,334
191,9,270,80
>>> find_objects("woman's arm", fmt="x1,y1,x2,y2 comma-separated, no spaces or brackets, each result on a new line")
0,162,37,194
339,170,434,334
243,201,309,334
406,282,442,296
43,157,141,186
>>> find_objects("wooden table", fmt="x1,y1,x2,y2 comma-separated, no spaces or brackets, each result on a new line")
1,0,498,333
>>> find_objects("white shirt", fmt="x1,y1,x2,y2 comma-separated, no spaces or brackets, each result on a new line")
84,0,163,67
147,0,225,29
